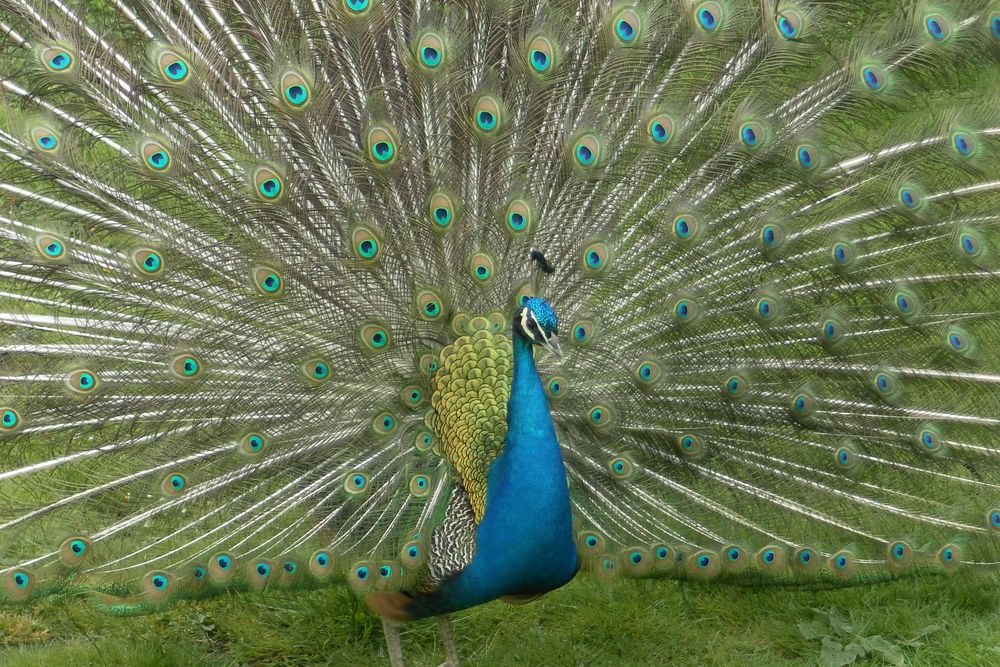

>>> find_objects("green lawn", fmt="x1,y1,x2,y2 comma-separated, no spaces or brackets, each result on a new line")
1,572,997,666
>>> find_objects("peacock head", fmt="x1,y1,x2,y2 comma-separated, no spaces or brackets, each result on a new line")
516,297,562,357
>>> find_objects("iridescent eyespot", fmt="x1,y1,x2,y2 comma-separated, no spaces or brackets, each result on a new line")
252,166,284,201
754,297,778,322
60,536,91,567
937,544,960,570
239,432,267,456
367,126,398,165
344,0,370,14
672,214,698,241
861,65,886,92
344,471,369,494
695,3,722,32
253,267,284,295
0,407,21,433
171,353,203,379
139,138,172,172
952,132,975,157
635,360,660,386
417,32,445,69
309,550,334,578
796,144,816,170
373,412,397,435
415,430,435,452
416,290,445,321
723,373,749,399
924,14,950,41
987,508,1000,532
831,241,857,269
609,456,632,477
30,126,60,153
36,235,66,260
66,369,99,395
958,232,982,258
210,552,236,580
160,472,188,496
401,541,424,567
671,296,701,324
409,474,431,496
646,114,674,145
473,94,503,134
504,199,533,235
756,546,785,571
157,49,190,83
611,8,642,45
991,13,1000,40
776,10,801,38
588,405,612,428
470,252,495,283
527,36,557,74
571,320,595,344
428,192,457,230
915,424,945,455
303,358,330,382
887,541,913,568
582,242,610,273
41,47,74,72
945,326,974,358
579,531,605,551
740,122,764,149
794,547,817,572
6,568,33,600
546,376,567,399
401,385,424,408
676,433,707,460
573,134,602,168
278,70,311,108
360,324,391,352
130,248,164,276
144,571,173,601
758,222,785,254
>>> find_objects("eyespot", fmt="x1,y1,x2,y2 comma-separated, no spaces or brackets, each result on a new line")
937,543,960,570
309,550,334,578
36,234,67,261
239,432,267,456
646,114,674,145
688,550,721,579
915,424,945,456
60,536,91,567
833,440,862,473
546,375,567,399
414,430,435,453
416,32,445,70
789,387,817,423
991,13,1000,40
721,545,748,573
892,287,920,319
672,214,698,242
776,10,802,38
952,132,975,157
413,289,445,322
4,568,34,601
66,369,99,395
252,166,284,202
373,412,397,436
344,471,369,494
722,373,749,400
611,8,642,45
635,360,661,386
676,432,707,460
582,242,610,273
131,248,164,276
30,126,60,153
758,222,786,254
739,122,764,149
247,561,273,589
418,352,440,376
753,296,780,324
359,324,391,353
472,94,504,135
469,252,495,284
170,353,203,379
924,13,950,42
252,267,284,296
0,407,22,433
571,320,596,344
409,473,431,496
694,3,723,33
573,134,602,168
886,541,913,568
578,531,606,553
142,571,173,601
428,192,457,230
957,231,983,259
504,198,533,235
609,455,633,478
279,70,311,108
348,562,376,592
793,547,819,573
945,326,975,358
527,35,557,74
898,187,923,210
831,240,857,270
588,404,613,428
367,125,398,165
819,316,845,348
41,47,74,73
672,296,701,324
351,226,381,263
986,508,1000,533
401,540,425,567
861,64,886,92
157,49,190,83
210,552,236,580
303,358,331,382
795,144,816,171
344,0,371,14
621,546,652,576
756,545,786,571
401,385,425,409
160,472,188,496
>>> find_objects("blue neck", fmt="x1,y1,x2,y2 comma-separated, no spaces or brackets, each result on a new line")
406,331,578,618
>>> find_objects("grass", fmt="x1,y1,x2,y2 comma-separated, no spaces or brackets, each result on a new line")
1,572,998,666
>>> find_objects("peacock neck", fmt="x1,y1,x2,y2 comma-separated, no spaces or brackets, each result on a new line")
506,332,556,450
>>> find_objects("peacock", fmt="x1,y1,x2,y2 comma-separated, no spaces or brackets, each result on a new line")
0,0,998,664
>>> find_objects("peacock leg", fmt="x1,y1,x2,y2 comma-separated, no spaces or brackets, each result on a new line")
436,614,461,667
382,618,405,667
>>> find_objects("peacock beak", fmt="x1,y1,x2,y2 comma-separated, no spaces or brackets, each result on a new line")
542,334,562,359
